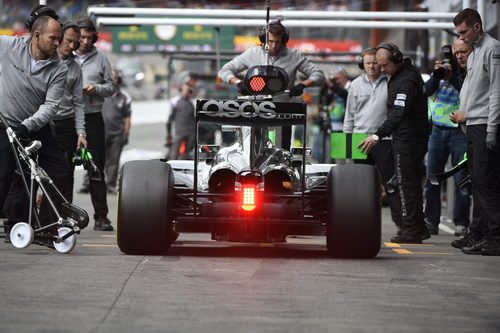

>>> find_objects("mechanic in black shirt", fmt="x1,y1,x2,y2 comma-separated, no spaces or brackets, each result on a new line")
359,43,430,243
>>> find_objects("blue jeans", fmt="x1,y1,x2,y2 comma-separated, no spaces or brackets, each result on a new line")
424,125,470,227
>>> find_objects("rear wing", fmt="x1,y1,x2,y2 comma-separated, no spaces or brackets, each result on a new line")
196,99,306,126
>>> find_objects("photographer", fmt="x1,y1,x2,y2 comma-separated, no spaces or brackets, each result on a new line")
423,44,470,237
314,67,350,162
320,67,350,133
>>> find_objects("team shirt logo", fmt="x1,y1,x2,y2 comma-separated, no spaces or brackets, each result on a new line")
394,93,407,107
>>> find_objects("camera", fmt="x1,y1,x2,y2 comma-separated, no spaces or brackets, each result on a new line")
72,147,101,181
433,44,459,80
441,45,453,65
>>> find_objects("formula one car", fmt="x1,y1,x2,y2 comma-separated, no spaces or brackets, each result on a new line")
117,65,381,258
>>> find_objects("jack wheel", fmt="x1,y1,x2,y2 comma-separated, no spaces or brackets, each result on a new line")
53,227,76,254
10,222,34,249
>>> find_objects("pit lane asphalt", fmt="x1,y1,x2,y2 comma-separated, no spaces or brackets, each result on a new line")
1,114,499,333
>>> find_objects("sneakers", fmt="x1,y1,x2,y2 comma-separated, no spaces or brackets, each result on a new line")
390,234,423,244
451,234,475,249
4,232,11,244
425,222,439,235
461,239,487,255
93,217,114,231
421,227,431,241
454,225,468,237
481,239,500,256
3,221,12,244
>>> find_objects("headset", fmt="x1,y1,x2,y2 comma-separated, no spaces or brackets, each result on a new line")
61,21,81,49
258,21,289,46
25,5,60,32
357,47,377,70
77,18,99,44
377,42,403,64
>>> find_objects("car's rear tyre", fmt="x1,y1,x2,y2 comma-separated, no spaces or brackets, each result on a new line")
117,160,174,255
326,164,381,258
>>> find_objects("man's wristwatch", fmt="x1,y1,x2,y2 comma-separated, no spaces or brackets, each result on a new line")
371,134,379,142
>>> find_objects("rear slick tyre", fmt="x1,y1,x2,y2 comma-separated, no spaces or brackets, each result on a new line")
326,164,381,258
117,160,174,255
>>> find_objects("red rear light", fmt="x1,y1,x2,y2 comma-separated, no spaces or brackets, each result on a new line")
241,184,257,211
249,76,265,93
235,170,264,213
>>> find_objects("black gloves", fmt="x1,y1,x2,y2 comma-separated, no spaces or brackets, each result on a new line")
289,83,305,97
237,81,250,96
14,124,29,139
486,132,497,151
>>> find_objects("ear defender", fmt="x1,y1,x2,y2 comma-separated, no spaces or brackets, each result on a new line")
77,18,99,44
357,47,377,70
258,21,289,46
376,42,403,64
25,5,59,31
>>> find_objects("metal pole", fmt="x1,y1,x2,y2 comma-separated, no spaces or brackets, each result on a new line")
214,27,220,74
88,7,456,20
96,17,454,30
463,0,471,8
478,0,486,26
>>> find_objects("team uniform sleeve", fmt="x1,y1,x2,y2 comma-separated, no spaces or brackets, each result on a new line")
22,65,68,132
0,36,11,57
375,80,414,138
486,44,500,135
217,50,251,83
296,53,325,86
72,66,86,136
343,82,357,133
95,55,116,98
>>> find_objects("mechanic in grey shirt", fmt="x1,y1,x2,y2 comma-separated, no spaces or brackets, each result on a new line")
75,17,116,231
0,10,69,229
343,48,402,233
218,21,325,150
38,21,87,226
166,82,196,160
453,8,500,255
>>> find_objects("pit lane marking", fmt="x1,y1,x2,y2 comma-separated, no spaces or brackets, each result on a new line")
384,242,453,255
412,251,453,255
384,242,434,247
393,248,413,254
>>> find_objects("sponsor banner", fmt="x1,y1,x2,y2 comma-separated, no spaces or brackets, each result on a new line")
113,25,234,54
196,99,306,126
